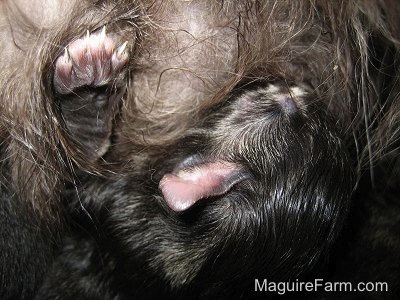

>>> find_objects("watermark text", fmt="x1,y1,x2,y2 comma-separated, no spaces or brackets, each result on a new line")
255,279,388,295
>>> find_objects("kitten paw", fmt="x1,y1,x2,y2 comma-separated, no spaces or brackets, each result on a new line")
54,27,129,94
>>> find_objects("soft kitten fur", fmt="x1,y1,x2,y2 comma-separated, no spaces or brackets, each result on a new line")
0,0,399,299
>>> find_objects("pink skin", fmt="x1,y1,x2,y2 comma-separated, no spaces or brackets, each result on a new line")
54,27,128,94
159,161,246,212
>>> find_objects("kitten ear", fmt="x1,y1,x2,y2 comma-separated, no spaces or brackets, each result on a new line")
159,160,248,212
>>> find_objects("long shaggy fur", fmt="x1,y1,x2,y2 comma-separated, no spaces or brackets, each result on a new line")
0,0,399,299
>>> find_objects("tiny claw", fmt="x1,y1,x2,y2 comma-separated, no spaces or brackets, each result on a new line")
117,41,128,58
100,26,107,42
80,30,90,54
63,48,70,63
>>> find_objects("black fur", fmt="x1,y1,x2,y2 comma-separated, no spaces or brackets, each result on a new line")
36,84,354,299
0,1,399,299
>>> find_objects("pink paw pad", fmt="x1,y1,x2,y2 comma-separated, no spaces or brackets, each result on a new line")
54,27,129,94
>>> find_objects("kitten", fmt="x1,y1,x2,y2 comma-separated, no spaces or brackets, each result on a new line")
0,1,399,299
37,80,354,299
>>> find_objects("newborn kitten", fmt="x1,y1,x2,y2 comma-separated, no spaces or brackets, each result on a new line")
37,66,354,298
0,1,399,299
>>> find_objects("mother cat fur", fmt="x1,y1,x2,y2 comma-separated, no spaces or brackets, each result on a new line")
0,0,400,299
